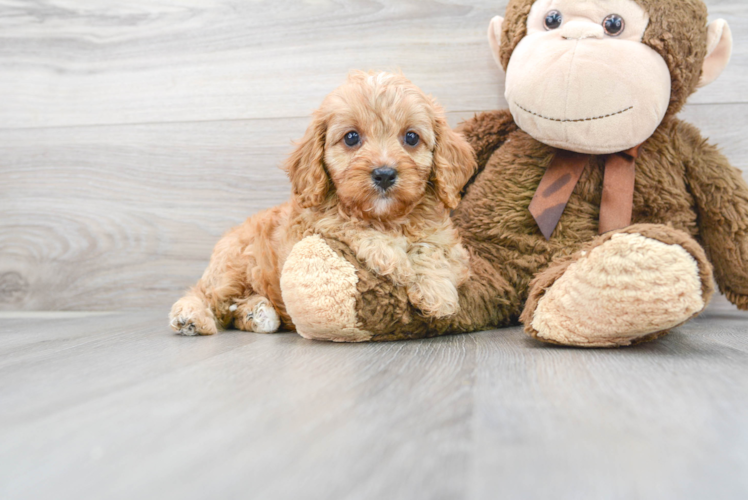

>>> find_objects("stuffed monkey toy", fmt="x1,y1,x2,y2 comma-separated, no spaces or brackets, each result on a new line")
280,0,744,347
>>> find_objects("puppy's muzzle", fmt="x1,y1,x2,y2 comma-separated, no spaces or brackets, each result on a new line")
372,167,398,191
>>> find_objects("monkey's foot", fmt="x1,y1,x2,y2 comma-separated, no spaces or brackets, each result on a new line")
232,296,281,333
521,225,714,347
280,235,372,342
169,296,218,336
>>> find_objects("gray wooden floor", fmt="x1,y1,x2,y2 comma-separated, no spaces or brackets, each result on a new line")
1,309,747,500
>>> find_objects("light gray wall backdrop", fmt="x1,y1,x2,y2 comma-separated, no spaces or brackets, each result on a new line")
0,0,745,311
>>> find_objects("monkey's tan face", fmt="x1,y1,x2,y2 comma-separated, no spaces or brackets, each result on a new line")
504,0,671,154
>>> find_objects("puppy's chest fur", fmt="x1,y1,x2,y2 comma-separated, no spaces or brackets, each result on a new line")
295,200,467,288
285,198,470,319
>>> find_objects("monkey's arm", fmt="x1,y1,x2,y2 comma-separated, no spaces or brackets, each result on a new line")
681,124,748,309
456,109,518,172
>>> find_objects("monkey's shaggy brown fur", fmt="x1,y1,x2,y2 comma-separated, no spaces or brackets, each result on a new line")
337,111,748,341
291,0,748,344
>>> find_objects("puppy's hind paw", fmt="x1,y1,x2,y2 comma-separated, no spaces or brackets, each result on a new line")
233,297,281,333
407,277,460,319
169,296,218,336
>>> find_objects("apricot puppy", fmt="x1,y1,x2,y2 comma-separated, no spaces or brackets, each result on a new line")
169,71,477,336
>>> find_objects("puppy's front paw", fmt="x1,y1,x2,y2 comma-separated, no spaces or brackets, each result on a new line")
169,296,218,336
355,237,413,285
407,276,460,318
232,296,281,333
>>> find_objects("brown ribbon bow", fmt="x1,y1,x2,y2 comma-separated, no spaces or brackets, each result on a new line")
528,146,641,240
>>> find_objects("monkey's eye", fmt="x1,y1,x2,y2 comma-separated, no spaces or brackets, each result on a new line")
344,131,360,147
602,14,625,36
404,131,420,147
544,10,563,30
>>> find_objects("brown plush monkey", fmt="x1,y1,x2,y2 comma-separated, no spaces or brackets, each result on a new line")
280,0,745,347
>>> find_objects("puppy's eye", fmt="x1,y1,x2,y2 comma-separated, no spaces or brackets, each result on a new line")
544,10,563,30
404,131,420,146
344,131,360,147
602,14,625,36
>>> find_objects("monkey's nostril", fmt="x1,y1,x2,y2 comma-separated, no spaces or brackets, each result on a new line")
371,167,398,191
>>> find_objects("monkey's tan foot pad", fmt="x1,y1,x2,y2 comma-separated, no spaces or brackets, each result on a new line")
232,296,281,333
169,296,218,336
281,234,372,342
522,230,713,347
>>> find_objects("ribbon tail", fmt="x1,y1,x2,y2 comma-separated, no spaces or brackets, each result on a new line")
599,147,639,234
528,150,589,240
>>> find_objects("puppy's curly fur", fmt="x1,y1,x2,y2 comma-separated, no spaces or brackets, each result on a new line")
169,71,477,335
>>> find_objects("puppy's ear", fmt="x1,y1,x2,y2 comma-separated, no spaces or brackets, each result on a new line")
285,111,330,208
431,114,477,209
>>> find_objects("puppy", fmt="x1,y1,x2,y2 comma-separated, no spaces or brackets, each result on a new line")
169,71,476,336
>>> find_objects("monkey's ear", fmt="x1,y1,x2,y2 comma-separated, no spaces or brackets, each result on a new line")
487,16,504,69
698,19,732,88
284,112,330,208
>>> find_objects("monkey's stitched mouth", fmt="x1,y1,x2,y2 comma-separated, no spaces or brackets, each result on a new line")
514,102,634,123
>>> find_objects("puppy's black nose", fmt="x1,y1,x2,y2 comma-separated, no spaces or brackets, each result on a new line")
372,167,398,191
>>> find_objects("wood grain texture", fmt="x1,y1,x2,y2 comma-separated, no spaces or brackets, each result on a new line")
0,0,746,311
0,0,506,128
0,0,744,129
0,118,295,310
2,105,746,311
0,311,746,499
